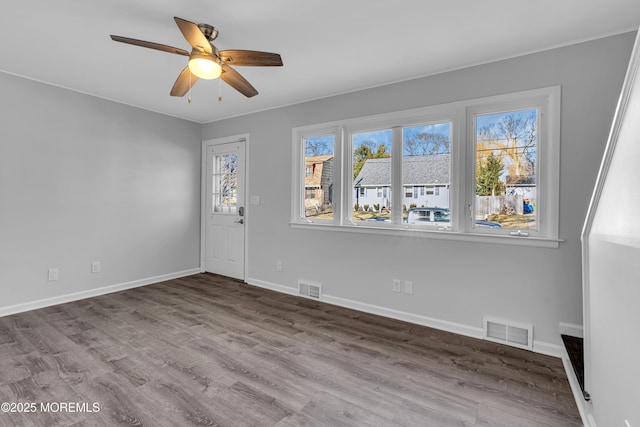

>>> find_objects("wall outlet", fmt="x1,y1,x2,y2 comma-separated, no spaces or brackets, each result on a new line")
404,280,414,295
48,268,59,281
276,261,283,272
392,279,402,293
91,261,101,273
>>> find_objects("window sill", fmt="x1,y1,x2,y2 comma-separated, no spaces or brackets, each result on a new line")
290,222,562,248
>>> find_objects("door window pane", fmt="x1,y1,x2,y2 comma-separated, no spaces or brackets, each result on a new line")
475,108,537,229
212,153,237,213
304,135,334,220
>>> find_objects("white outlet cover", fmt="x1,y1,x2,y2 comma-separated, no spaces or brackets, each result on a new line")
404,281,414,295
393,279,402,293
250,195,261,205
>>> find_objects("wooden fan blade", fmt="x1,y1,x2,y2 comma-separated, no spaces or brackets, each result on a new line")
221,64,258,98
110,35,189,56
218,50,283,66
174,17,212,54
170,67,199,97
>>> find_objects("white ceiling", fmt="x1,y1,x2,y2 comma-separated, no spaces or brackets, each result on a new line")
1,1,639,124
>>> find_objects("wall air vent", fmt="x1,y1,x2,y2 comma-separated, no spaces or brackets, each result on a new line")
483,316,533,350
298,280,321,299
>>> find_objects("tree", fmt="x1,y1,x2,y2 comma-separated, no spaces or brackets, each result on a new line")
476,154,505,196
477,112,536,181
305,138,333,156
353,142,390,179
404,132,450,156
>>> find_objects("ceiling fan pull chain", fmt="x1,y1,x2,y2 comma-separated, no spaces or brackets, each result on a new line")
218,76,223,102
188,71,193,103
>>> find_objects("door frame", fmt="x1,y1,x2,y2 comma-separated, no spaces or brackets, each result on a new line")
200,133,250,281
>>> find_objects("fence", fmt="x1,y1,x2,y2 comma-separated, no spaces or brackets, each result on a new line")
476,195,529,217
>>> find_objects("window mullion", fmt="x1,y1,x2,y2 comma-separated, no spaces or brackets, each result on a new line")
391,126,403,224
333,127,343,226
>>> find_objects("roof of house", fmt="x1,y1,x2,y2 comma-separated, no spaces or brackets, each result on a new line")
305,155,333,165
355,154,450,186
305,155,333,187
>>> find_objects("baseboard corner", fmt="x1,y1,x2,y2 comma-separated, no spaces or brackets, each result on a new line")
559,321,584,338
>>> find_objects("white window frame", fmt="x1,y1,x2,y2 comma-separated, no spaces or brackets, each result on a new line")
344,110,458,228
291,86,561,248
292,125,342,225
464,87,560,240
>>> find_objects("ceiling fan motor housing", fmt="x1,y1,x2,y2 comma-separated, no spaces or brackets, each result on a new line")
197,23,218,41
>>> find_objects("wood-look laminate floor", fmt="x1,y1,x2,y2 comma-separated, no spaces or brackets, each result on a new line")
0,273,581,427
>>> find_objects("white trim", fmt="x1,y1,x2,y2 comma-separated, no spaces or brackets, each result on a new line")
0,268,201,318
246,277,299,296
201,133,250,281
246,278,482,339
290,222,561,248
562,352,595,427
291,86,561,244
581,30,640,398
465,86,561,240
246,277,563,357
323,293,484,340
559,322,584,338
531,341,563,358
291,126,342,226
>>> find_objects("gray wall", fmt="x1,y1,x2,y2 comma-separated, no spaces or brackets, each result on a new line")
0,31,635,359
203,32,636,352
0,72,202,311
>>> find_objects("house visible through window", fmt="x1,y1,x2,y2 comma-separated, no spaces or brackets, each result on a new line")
352,129,392,222
402,121,452,221
474,108,537,230
292,86,559,245
303,134,335,220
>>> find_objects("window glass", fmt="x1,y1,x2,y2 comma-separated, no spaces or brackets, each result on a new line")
475,109,537,230
292,87,558,244
212,153,237,213
304,135,334,220
352,129,392,222
402,122,452,225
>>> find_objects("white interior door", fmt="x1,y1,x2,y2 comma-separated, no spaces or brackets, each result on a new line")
204,140,245,280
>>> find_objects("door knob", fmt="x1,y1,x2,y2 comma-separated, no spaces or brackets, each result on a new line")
234,219,244,224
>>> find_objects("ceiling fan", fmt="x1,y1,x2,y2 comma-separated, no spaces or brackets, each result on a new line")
110,16,283,98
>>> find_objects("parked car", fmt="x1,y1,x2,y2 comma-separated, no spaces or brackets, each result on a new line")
405,207,502,228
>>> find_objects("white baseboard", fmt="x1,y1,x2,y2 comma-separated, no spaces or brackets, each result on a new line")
561,351,595,427
0,268,201,317
246,277,299,297
559,322,584,338
247,277,482,341
322,294,485,340
532,341,564,358
246,277,565,358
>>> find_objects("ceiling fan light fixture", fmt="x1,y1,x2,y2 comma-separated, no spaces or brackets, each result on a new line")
188,54,221,79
